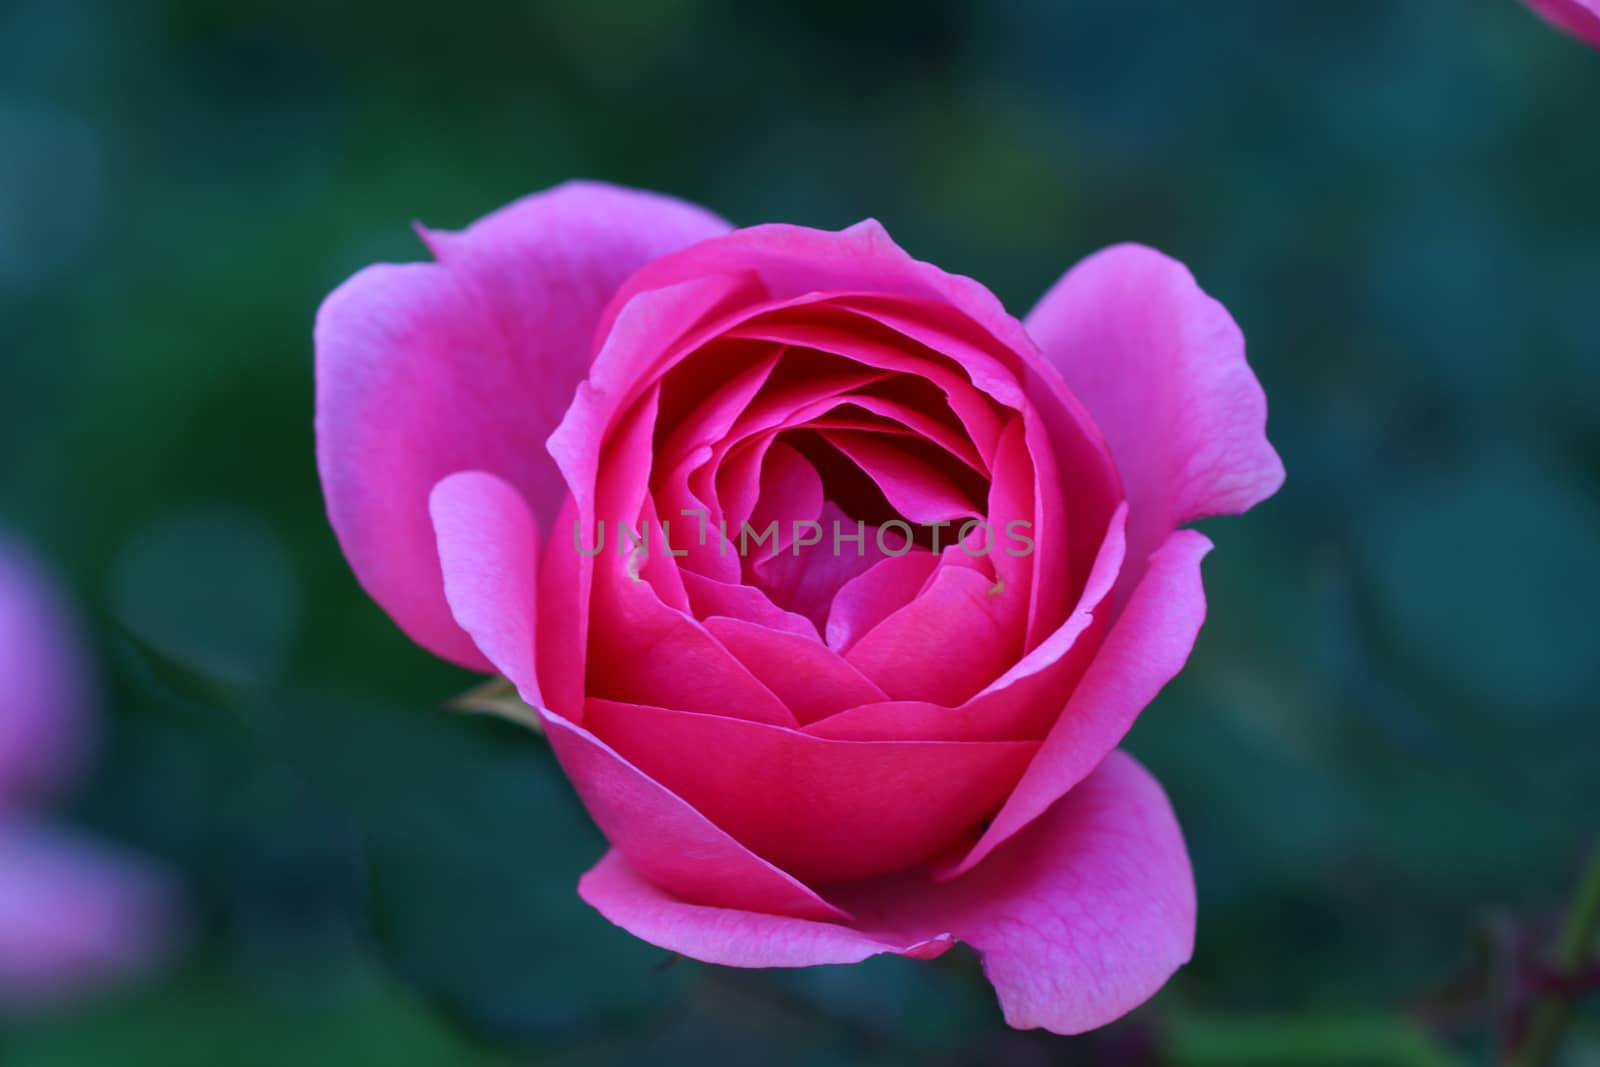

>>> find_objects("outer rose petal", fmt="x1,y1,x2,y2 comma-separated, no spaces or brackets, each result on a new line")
430,472,542,706
0,820,177,1016
316,181,729,668
1523,0,1600,47
579,751,1194,1035
1025,244,1283,583
537,709,848,921
943,529,1211,878
0,539,90,806
579,850,953,966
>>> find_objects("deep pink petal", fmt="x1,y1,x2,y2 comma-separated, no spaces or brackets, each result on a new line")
538,709,845,920
818,430,977,524
316,182,728,667
809,504,1128,742
702,616,888,722
942,529,1210,878
1025,244,1283,583
680,571,818,640
844,564,1017,705
584,700,1037,882
746,501,904,630
541,273,766,714
590,550,796,726
745,440,825,557
824,550,939,652
726,314,1006,462
429,472,542,705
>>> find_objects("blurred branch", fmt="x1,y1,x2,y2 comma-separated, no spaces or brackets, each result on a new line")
1508,847,1600,1067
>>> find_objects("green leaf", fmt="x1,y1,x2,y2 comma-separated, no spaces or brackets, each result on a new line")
265,693,688,1049
108,508,300,687
0,949,511,1067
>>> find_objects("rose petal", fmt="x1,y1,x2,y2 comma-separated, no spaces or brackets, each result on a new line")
579,849,952,967
317,181,728,667
680,571,818,640
940,528,1210,879
584,700,1037,882
836,751,1194,1034
1025,244,1283,586
824,550,939,652
809,504,1128,742
702,616,888,722
844,564,1018,705
429,471,542,706
818,429,978,524
538,709,845,920
579,751,1193,1035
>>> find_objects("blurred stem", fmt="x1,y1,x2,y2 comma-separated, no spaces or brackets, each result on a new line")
1166,1013,1464,1067
1508,847,1600,1067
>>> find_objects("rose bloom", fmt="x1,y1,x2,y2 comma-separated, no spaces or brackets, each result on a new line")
316,182,1282,1033
1522,0,1600,47
0,535,175,1016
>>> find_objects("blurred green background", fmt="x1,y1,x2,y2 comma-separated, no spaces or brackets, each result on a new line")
2,0,1597,1063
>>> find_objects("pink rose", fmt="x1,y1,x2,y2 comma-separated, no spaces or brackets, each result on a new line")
0,536,176,1016
316,181,1283,1033
1522,0,1600,46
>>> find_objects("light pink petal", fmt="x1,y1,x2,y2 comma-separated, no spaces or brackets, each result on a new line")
0,539,90,806
429,472,542,706
538,709,845,921
579,850,952,967
1025,244,1283,583
1523,0,1600,48
316,181,728,667
585,700,1037,882
0,820,177,1016
579,751,1194,1036
942,529,1210,878
837,751,1195,1034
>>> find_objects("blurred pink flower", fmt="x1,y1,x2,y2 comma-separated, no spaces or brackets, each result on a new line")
0,535,177,1017
1523,0,1600,48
